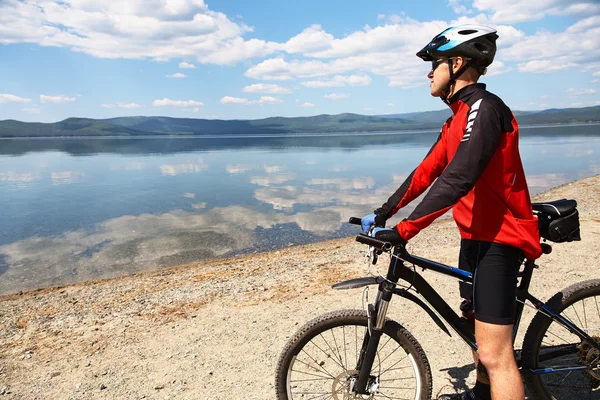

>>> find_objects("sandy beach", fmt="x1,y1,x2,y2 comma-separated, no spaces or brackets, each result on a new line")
1,174,598,399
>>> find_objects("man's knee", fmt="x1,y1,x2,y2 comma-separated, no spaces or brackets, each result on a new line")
476,322,514,372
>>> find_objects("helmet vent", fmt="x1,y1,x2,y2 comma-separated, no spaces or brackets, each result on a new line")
458,29,478,35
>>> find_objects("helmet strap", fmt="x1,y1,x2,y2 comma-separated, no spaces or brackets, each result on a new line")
441,58,472,105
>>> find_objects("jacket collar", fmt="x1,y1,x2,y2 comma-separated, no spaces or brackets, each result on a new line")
448,83,486,114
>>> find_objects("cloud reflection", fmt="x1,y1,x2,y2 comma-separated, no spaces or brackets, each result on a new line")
160,160,207,176
51,171,84,185
0,171,37,184
307,177,375,190
250,174,295,187
0,175,424,295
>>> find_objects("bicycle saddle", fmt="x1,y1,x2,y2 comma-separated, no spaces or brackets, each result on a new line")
532,198,577,217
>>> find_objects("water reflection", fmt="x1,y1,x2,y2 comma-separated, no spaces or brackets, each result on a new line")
51,171,84,185
1,124,599,295
159,160,208,175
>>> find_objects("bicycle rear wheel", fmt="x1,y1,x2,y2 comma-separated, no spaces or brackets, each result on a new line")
522,279,600,400
275,309,432,400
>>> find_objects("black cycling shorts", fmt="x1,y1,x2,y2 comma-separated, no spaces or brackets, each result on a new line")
458,239,524,325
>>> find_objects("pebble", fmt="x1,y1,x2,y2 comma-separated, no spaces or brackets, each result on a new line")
154,384,164,390
99,384,107,390
0,386,6,395
50,371,61,378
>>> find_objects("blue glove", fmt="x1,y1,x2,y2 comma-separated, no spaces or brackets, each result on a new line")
361,213,377,233
373,227,405,245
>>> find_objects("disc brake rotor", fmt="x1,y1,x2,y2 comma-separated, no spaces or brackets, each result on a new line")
331,369,374,400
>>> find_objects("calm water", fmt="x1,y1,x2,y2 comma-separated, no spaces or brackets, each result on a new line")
1,124,599,295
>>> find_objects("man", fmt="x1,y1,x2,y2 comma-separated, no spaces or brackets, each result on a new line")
361,25,542,400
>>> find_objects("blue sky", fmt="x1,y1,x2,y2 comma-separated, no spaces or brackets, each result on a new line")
0,0,599,122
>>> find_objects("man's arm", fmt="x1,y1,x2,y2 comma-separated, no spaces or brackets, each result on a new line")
396,97,505,240
375,127,449,220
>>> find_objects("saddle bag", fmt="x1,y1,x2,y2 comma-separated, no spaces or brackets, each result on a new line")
536,202,581,243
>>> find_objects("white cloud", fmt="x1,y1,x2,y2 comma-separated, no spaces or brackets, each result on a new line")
300,102,315,108
220,95,283,105
40,94,76,104
566,88,597,96
221,96,250,105
100,104,115,108
388,103,394,107
257,96,283,104
242,84,292,94
153,98,204,107
283,24,335,55
324,93,350,100
179,62,196,69
302,74,372,88
448,0,473,14
23,107,40,114
118,102,142,109
166,72,186,78
0,0,280,65
0,94,31,104
472,0,600,23
183,107,201,112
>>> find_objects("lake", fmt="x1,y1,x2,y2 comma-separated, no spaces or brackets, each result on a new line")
1,124,599,295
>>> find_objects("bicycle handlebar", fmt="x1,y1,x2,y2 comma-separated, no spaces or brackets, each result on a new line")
356,233,392,251
348,217,362,225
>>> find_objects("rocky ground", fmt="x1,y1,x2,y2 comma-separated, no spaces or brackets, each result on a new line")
0,174,599,399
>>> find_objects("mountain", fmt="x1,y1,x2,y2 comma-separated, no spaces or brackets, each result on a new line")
0,118,149,138
1,106,599,138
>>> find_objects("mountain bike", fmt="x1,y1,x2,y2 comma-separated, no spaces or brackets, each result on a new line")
275,199,598,399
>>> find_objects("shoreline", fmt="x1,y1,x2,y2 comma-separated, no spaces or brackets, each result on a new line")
1,121,599,140
0,174,598,399
0,174,597,300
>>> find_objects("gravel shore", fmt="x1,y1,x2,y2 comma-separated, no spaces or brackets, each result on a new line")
1,174,598,399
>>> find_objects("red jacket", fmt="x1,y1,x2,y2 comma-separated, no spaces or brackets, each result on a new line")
376,83,542,260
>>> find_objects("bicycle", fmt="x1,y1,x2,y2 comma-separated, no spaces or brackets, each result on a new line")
275,198,598,399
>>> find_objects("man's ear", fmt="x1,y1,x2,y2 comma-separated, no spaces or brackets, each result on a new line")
453,57,464,73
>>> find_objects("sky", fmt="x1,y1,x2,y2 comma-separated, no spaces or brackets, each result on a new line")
0,0,599,123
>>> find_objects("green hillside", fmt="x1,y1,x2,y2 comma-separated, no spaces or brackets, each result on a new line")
1,105,598,138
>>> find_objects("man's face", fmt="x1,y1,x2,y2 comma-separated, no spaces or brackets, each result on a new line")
427,58,451,97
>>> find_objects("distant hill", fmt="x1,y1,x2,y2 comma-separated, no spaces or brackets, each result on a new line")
1,105,599,138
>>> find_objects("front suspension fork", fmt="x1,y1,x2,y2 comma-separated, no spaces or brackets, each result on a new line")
354,283,393,394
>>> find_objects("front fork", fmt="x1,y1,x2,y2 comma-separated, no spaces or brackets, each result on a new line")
353,281,395,394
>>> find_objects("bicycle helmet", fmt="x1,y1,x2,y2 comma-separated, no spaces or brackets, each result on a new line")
417,25,498,104
417,24,498,67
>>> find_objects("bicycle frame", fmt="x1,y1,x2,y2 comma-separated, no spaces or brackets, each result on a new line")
335,237,600,394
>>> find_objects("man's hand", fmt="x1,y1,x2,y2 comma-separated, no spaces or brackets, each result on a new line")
361,213,386,233
372,227,406,245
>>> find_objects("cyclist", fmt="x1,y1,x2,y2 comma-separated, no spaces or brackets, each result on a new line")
362,25,542,400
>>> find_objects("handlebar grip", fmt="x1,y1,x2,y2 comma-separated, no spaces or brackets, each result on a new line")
349,217,362,225
356,234,392,251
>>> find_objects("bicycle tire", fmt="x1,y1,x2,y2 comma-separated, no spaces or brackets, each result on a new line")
522,279,600,400
275,309,432,400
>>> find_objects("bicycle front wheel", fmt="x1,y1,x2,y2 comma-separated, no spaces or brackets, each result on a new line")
522,279,600,400
275,309,432,400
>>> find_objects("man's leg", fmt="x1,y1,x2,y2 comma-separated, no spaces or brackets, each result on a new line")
475,320,523,400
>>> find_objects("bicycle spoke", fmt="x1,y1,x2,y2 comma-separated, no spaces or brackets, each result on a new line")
297,350,338,379
572,304,585,329
583,298,588,332
343,326,348,371
315,329,347,371
311,336,346,371
328,328,346,369
375,390,412,400
377,340,406,368
290,368,333,380
378,352,410,377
